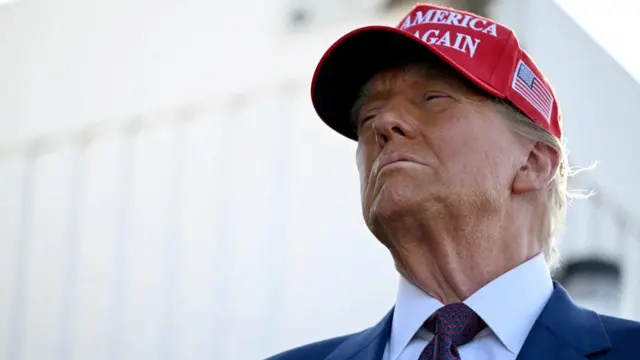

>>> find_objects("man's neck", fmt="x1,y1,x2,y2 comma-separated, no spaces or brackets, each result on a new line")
373,206,541,304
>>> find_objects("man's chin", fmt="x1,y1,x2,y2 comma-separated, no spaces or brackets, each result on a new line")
365,201,421,248
367,190,426,224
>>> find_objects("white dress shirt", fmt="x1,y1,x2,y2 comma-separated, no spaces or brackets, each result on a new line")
383,253,554,360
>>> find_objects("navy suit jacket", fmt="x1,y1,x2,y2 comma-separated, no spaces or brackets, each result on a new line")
267,282,640,360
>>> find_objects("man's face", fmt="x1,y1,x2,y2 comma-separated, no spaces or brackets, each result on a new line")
355,63,528,229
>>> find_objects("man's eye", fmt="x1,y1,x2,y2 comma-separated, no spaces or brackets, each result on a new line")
424,94,446,101
360,114,376,124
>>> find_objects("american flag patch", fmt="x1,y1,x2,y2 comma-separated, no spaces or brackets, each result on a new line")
512,60,553,122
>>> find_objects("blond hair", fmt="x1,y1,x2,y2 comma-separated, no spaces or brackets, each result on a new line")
494,101,593,270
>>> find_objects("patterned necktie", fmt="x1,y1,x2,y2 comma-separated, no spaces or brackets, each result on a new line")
418,303,487,360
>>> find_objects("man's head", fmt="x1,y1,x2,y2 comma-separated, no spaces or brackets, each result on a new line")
310,3,568,274
352,59,566,266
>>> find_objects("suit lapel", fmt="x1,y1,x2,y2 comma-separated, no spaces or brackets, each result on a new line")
324,309,393,360
516,282,611,360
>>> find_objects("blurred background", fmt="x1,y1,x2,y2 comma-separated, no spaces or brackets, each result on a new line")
1,0,639,359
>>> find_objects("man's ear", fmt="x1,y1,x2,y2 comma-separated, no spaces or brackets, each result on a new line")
512,141,559,194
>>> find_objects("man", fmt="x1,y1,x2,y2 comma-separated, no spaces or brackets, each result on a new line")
268,3,640,360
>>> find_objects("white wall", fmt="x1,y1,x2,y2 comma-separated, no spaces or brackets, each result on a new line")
0,2,403,358
0,0,286,144
0,80,400,360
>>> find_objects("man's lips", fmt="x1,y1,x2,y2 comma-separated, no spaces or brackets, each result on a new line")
376,153,425,173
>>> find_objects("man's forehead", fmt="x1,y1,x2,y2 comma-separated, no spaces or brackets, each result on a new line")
361,62,462,96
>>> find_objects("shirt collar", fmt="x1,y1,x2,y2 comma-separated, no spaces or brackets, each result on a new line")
388,253,553,360
464,253,553,354
388,274,443,360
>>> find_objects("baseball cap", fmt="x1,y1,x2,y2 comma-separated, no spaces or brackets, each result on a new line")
310,3,562,140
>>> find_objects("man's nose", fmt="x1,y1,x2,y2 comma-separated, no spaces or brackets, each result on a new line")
372,109,416,145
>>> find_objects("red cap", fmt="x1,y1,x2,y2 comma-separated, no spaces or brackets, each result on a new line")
310,3,562,140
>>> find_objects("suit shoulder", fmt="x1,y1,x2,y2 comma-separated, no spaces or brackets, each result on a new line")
600,314,640,347
265,333,353,360
600,314,640,333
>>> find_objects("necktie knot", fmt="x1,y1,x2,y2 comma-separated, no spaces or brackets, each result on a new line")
425,303,486,348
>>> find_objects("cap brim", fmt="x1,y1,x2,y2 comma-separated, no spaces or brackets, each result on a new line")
311,25,502,141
